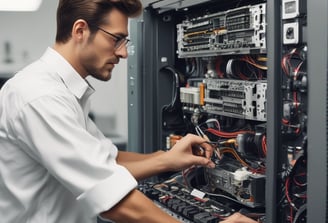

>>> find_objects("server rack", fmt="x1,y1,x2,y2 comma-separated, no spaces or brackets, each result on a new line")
127,0,328,222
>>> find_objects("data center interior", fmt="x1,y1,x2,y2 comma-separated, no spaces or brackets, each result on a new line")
0,0,327,222
126,0,328,222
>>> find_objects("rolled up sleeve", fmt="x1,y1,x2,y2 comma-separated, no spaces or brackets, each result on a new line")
77,165,137,217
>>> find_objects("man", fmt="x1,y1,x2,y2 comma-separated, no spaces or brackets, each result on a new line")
0,0,215,222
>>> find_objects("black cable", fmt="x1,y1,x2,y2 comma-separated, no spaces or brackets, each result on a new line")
160,66,186,132
160,66,180,108
292,204,306,223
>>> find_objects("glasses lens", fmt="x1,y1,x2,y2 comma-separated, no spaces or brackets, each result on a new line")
115,38,130,49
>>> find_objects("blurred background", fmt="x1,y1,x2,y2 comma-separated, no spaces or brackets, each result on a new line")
0,0,129,149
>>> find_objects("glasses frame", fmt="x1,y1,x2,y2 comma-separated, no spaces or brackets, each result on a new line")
97,26,130,49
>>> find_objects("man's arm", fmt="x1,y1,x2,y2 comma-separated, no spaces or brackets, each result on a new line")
101,134,214,222
116,150,170,180
117,150,165,162
116,150,166,180
116,134,215,180
100,189,180,222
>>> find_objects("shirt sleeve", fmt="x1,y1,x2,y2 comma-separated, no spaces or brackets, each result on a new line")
10,93,138,218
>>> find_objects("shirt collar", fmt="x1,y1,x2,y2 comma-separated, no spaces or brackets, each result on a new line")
40,47,95,99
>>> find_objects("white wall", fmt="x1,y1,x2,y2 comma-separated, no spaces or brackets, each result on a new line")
0,1,57,70
0,0,128,141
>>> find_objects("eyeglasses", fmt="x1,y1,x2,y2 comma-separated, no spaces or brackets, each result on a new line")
97,26,130,50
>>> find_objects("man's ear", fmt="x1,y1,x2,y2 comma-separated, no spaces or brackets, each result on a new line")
71,19,89,41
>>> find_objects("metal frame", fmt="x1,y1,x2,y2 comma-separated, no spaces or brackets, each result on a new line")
128,8,177,153
127,18,144,152
265,0,282,222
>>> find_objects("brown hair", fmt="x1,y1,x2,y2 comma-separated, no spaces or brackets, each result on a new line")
55,0,142,43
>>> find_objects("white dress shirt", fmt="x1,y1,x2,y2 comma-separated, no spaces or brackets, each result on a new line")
0,47,137,223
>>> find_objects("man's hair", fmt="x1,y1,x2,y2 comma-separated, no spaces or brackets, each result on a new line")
55,0,142,43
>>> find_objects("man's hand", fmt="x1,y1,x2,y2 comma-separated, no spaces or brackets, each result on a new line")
117,134,215,180
219,213,258,223
163,134,215,171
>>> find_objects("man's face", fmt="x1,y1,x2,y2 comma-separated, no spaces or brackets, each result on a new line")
79,8,129,81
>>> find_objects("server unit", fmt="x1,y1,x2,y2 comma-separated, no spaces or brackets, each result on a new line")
128,0,328,222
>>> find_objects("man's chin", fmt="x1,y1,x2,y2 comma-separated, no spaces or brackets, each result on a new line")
101,74,112,81
91,72,112,81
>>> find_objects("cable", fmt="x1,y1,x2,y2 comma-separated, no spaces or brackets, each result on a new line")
206,128,255,138
219,147,265,174
292,204,306,223
161,66,187,131
160,66,180,108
